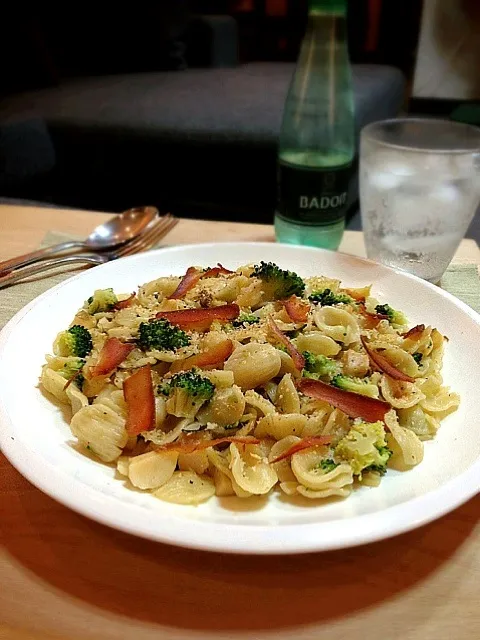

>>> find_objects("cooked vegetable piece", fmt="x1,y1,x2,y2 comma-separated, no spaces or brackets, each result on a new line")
268,317,305,371
138,318,190,351
56,325,93,358
85,288,118,313
283,295,310,322
252,261,305,299
298,378,391,422
361,336,415,383
271,436,333,463
124,365,155,435
309,289,353,306
90,338,135,377
156,304,240,332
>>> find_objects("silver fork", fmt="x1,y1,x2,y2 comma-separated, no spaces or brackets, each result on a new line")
0,214,178,289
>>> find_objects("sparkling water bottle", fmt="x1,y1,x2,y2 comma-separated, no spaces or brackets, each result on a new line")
275,0,355,250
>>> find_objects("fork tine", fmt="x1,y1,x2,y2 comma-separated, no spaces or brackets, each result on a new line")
116,214,175,257
117,213,173,256
118,215,178,258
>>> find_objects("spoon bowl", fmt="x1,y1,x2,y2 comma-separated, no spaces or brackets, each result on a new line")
86,206,159,250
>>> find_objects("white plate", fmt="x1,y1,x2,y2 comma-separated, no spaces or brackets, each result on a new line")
1,243,479,554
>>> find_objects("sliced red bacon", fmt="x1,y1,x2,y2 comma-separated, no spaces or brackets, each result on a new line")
267,316,305,371
283,295,310,323
202,263,234,278
170,339,234,373
113,293,136,310
361,336,415,383
123,365,155,435
403,324,426,339
155,435,260,455
156,304,240,332
168,264,233,300
271,436,333,463
168,267,203,300
357,302,389,329
298,378,391,423
90,338,135,377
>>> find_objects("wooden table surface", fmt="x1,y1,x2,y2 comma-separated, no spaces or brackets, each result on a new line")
1,205,479,640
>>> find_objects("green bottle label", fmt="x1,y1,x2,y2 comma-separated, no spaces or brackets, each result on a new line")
277,161,351,226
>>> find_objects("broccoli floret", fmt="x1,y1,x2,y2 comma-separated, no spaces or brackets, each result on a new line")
317,459,339,473
331,374,379,398
58,357,86,390
335,421,391,476
252,261,305,299
138,319,191,351
302,351,337,380
161,369,215,418
56,325,93,358
375,303,408,326
84,288,118,314
412,352,423,365
232,312,260,328
363,446,393,476
308,288,353,306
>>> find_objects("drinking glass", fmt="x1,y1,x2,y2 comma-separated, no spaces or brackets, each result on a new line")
360,118,480,283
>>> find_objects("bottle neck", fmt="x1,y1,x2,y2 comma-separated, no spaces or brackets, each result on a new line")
308,0,347,16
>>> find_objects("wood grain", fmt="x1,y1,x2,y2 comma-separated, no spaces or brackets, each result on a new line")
0,205,479,640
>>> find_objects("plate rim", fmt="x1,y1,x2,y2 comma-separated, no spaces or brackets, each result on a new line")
1,241,479,554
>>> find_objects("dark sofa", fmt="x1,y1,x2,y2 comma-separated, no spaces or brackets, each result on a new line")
0,11,405,223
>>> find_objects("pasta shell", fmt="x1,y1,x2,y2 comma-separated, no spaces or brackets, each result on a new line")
178,450,209,475
268,436,300,482
225,342,281,390
380,375,425,409
385,410,424,468
153,471,216,505
276,374,301,414
313,307,359,345
66,384,89,415
213,467,235,496
70,403,128,462
297,484,352,499
255,413,307,439
291,450,353,492
197,385,245,426
229,443,278,495
244,390,276,415
116,456,130,476
128,451,178,489
294,332,341,357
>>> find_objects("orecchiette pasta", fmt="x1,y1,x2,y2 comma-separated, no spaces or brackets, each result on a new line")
41,261,459,505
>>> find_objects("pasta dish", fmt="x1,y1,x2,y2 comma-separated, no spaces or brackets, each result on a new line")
41,262,459,504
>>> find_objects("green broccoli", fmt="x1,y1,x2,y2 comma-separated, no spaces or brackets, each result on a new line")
84,288,118,314
232,312,260,328
58,357,86,390
138,319,191,351
252,261,305,299
308,288,353,306
335,421,391,476
412,352,423,365
331,374,379,398
317,459,339,473
56,325,93,358
374,303,408,326
161,369,215,418
302,351,337,380
363,446,393,476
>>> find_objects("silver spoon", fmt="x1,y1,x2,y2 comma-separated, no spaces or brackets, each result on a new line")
0,206,159,275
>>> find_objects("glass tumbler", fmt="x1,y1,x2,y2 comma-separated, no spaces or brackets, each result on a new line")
360,118,480,283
